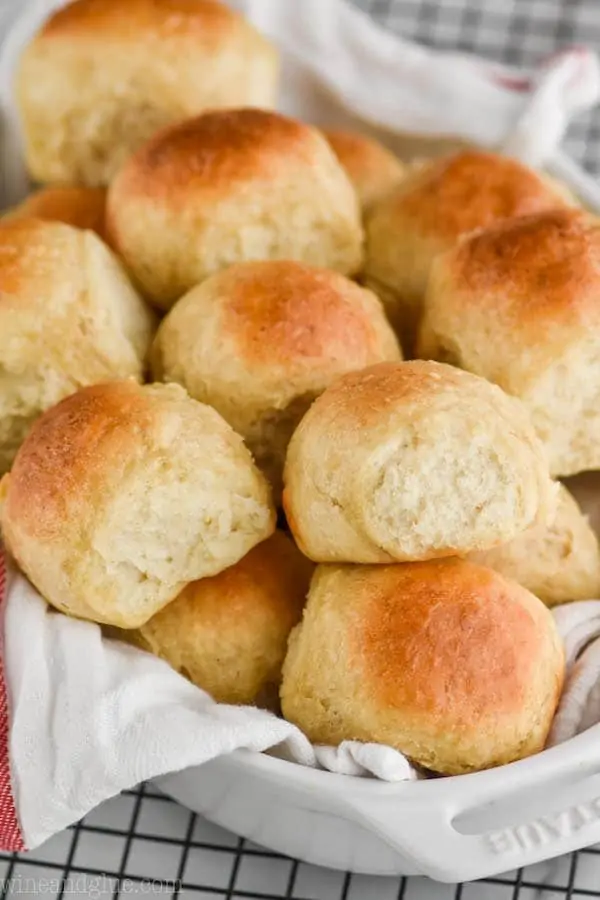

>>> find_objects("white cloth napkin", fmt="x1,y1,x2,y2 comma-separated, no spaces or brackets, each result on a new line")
1,0,600,854
1,556,419,851
4,553,600,851
548,601,600,745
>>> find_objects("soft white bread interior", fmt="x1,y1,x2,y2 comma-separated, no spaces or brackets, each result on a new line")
283,361,557,563
0,380,275,628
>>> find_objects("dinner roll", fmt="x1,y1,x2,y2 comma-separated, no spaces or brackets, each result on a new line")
322,130,405,212
106,109,363,310
3,186,107,240
16,0,279,186
0,218,155,475
469,484,600,606
281,559,565,775
131,532,312,708
151,261,402,500
283,361,556,563
364,150,571,349
0,381,275,628
418,209,600,477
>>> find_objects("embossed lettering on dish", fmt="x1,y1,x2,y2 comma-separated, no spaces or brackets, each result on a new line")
486,797,600,854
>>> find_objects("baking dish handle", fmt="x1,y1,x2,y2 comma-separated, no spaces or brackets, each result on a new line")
338,727,600,882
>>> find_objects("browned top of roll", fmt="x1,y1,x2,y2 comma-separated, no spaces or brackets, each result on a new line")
163,531,311,632
439,208,600,329
4,186,107,240
109,109,323,205
38,0,247,44
0,218,117,305
280,557,565,774
389,149,568,240
356,559,551,717
297,359,509,429
218,261,394,366
3,381,159,540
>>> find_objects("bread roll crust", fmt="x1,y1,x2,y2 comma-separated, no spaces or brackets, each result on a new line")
322,129,405,212
283,360,556,563
469,484,600,607
0,380,275,628
3,186,107,240
106,109,364,310
151,261,401,498
385,150,567,240
16,0,279,186
280,559,565,774
418,209,600,476
363,150,571,347
0,217,155,474
38,0,246,37
134,532,312,707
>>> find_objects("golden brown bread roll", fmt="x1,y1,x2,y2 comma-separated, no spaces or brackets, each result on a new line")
129,532,312,708
468,484,600,606
3,186,107,241
0,218,156,475
363,149,572,350
0,381,276,628
418,209,600,477
106,109,364,310
16,0,279,186
151,261,402,500
283,361,556,563
322,130,405,212
280,559,565,775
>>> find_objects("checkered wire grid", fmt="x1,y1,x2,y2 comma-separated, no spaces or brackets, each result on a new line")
352,0,600,175
0,1,599,898
0,784,599,900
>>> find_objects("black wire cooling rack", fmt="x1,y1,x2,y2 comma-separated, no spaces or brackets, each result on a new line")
0,781,599,899
1,0,600,897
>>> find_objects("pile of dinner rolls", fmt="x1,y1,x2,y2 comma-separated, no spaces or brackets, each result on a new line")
1,0,598,777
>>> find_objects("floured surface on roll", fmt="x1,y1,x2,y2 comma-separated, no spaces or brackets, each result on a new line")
0,381,276,629
283,361,556,563
3,186,107,241
132,532,312,708
363,149,572,350
280,559,565,775
106,109,364,310
419,209,600,477
0,218,156,475
16,0,279,186
322,129,406,212
469,484,600,606
151,261,402,501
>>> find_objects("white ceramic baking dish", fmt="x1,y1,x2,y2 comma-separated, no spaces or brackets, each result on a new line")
4,0,600,884
157,726,600,882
